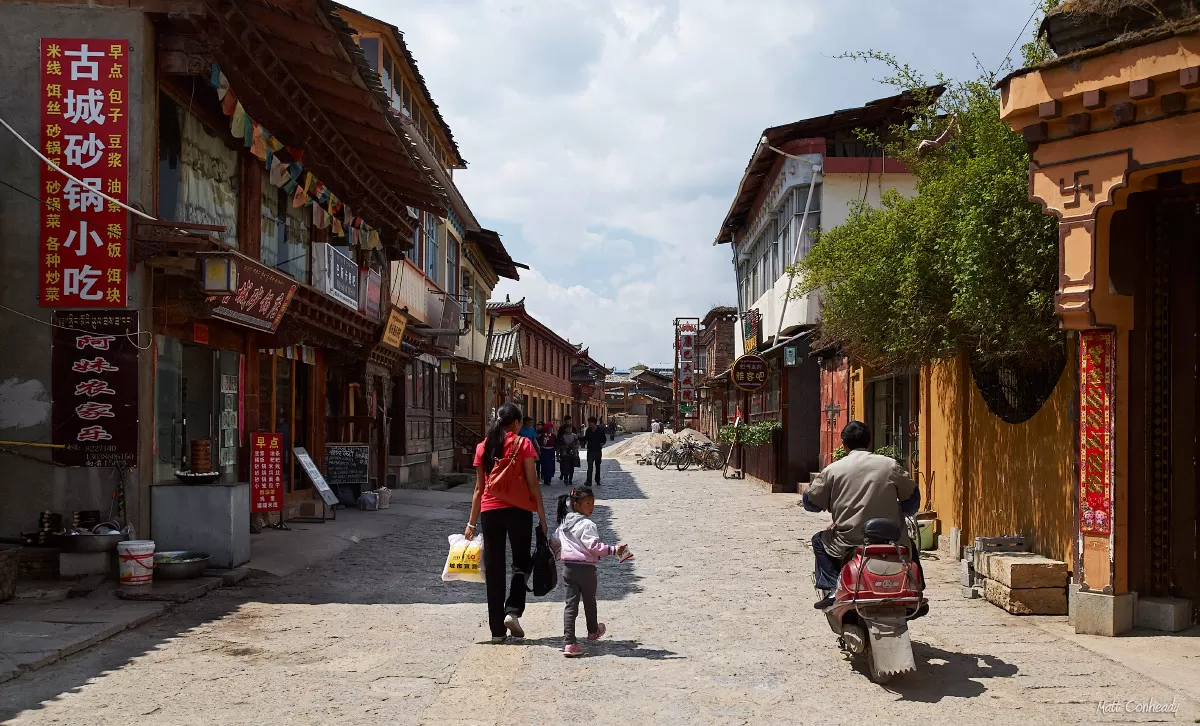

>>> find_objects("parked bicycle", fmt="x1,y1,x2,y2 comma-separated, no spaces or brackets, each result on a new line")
648,439,722,471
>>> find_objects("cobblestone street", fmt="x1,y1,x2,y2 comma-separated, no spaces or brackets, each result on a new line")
1,451,1196,725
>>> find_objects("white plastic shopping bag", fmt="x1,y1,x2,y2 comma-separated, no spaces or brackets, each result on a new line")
441,533,485,583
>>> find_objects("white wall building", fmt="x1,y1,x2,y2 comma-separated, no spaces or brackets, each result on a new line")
715,90,935,355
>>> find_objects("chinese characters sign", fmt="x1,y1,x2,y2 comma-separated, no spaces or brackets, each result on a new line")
251,432,283,513
380,308,407,350
731,353,768,392
208,257,297,332
742,309,761,353
316,243,359,310
1079,330,1115,536
674,318,699,426
40,39,129,308
52,311,138,466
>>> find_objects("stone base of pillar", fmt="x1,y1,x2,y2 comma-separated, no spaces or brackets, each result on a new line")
1073,589,1137,636
1136,596,1193,632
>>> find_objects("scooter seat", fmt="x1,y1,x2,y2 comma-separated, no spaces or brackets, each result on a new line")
863,518,902,544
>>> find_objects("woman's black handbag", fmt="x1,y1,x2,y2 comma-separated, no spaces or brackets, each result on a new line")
530,527,558,596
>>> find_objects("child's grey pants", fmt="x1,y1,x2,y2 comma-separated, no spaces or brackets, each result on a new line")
563,562,598,644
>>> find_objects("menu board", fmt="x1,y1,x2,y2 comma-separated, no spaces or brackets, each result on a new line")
325,444,369,486
326,444,369,506
293,446,339,507
250,432,282,512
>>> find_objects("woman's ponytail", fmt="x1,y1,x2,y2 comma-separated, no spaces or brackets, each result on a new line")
556,494,570,524
482,402,523,473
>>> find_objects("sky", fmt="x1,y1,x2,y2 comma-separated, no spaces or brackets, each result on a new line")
347,0,1044,368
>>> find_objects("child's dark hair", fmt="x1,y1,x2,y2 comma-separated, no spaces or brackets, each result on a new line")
556,486,595,523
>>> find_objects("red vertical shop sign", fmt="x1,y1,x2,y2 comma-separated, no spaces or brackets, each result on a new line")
251,433,283,512
40,38,129,308
1078,330,1115,536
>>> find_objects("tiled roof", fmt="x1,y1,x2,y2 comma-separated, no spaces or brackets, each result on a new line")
605,373,634,385
487,324,523,366
487,297,525,311
467,229,524,281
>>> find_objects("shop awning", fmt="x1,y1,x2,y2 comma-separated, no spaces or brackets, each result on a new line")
466,229,525,281
195,0,448,248
757,328,816,357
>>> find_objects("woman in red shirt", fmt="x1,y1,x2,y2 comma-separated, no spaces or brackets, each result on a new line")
465,402,548,642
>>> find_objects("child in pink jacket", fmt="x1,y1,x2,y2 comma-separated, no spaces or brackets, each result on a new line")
551,486,629,657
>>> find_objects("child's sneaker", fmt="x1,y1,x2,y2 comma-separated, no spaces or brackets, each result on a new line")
503,614,524,638
587,623,606,641
563,643,583,657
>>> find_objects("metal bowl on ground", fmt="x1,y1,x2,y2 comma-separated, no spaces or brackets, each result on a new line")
153,551,210,580
52,532,126,553
174,472,221,485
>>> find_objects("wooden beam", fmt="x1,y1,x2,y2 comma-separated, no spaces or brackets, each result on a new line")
299,72,375,107
322,105,407,147
200,0,446,229
1082,89,1107,110
375,170,448,208
266,34,360,84
133,0,205,14
203,16,407,229
239,2,334,49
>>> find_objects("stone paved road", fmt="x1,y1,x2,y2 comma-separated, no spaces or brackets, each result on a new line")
1,452,1196,725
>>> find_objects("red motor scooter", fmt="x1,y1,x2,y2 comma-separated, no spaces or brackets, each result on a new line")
820,517,926,684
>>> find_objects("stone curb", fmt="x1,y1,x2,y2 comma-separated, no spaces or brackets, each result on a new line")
0,604,168,685
0,569,248,685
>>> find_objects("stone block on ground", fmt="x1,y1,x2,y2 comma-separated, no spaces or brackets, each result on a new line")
983,578,1067,615
204,565,252,586
962,585,981,599
59,551,114,577
983,552,1067,589
1136,596,1192,632
973,535,1027,553
1074,590,1136,636
13,581,71,603
959,559,975,587
17,547,60,580
113,576,221,603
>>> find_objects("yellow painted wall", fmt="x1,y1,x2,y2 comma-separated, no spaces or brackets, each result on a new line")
920,352,1077,563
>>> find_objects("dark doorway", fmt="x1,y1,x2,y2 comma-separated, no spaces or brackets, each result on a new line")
1126,186,1200,623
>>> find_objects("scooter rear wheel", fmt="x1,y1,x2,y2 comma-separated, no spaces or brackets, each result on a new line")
865,641,894,685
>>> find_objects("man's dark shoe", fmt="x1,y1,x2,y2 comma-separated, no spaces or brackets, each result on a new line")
814,593,835,609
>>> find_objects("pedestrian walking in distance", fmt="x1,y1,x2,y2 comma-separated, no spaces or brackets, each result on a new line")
558,417,579,484
465,403,549,643
538,422,557,488
552,486,629,657
581,416,607,486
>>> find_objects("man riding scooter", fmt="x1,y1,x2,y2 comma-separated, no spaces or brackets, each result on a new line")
802,421,925,612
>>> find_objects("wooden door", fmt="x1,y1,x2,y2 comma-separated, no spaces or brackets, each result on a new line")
819,356,849,469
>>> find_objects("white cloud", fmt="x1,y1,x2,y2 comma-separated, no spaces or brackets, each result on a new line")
347,0,1046,364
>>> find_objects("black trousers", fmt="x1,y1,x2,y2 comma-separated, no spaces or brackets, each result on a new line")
481,507,533,638
586,452,602,485
812,532,841,591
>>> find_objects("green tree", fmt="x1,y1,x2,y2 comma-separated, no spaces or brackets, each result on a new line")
793,43,1061,370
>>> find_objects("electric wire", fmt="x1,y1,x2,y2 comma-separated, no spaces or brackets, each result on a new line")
0,111,156,221
994,0,1045,78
